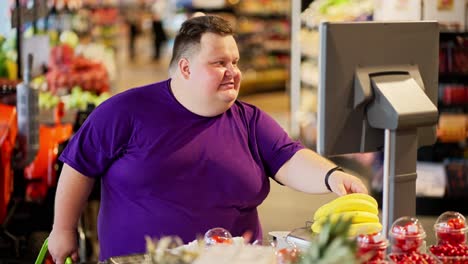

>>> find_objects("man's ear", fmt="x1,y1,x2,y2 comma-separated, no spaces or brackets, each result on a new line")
178,58,190,79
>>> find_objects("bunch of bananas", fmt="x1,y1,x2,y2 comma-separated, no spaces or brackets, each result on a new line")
311,193,382,237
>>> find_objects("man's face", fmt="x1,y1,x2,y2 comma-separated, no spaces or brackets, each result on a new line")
187,33,242,110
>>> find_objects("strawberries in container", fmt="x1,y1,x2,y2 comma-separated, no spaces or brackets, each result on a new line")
388,216,439,264
389,217,426,254
388,251,440,264
429,211,468,263
356,232,388,263
204,227,233,246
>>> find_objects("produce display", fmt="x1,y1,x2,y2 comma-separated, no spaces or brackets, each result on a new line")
144,228,255,264
0,35,18,80
388,251,439,264
39,86,110,111
46,44,110,94
139,205,468,264
356,232,388,263
429,211,468,263
388,216,439,264
311,193,382,237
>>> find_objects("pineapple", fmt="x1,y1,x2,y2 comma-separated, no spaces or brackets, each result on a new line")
299,216,358,264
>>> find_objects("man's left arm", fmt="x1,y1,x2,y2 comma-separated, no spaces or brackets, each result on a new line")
274,149,368,196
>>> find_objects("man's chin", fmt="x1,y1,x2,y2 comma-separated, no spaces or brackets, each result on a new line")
220,89,238,102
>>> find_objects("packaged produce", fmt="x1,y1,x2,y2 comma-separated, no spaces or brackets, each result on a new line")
388,216,439,263
356,232,388,263
204,227,233,246
389,216,426,254
275,247,300,264
388,251,439,264
429,211,468,263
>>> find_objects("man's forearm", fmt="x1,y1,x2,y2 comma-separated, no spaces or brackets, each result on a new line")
275,149,339,193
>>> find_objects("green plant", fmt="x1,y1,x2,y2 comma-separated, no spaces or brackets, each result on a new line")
299,216,357,264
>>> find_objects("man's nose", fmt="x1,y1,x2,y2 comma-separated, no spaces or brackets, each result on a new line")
225,64,237,76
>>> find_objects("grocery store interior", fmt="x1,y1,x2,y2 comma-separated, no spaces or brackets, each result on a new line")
0,0,467,263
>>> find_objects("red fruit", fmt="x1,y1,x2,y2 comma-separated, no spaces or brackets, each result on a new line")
211,235,232,244
389,252,439,264
392,237,423,253
276,248,300,264
437,230,466,245
449,218,466,229
357,233,387,263
404,223,420,235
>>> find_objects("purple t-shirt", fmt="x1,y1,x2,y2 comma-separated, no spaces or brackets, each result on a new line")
59,79,304,260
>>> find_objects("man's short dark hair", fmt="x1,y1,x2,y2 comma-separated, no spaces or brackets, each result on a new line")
169,15,234,73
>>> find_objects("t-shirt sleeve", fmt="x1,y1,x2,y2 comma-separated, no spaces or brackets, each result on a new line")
253,108,305,178
59,98,134,178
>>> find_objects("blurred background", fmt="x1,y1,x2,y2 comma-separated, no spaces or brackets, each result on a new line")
0,0,467,262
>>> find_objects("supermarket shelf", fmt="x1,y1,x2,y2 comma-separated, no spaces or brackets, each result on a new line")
11,0,49,27
235,1,291,95
418,143,465,162
301,21,319,31
83,4,118,10
439,73,468,84
237,12,289,19
189,6,235,14
417,197,468,216
240,69,288,96
437,103,468,113
301,52,317,60
301,79,316,88
240,80,286,96
439,31,468,41
38,108,77,125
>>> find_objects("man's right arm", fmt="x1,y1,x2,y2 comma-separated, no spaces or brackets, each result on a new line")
48,163,95,264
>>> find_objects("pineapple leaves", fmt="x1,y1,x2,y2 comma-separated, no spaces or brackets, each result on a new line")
298,215,357,264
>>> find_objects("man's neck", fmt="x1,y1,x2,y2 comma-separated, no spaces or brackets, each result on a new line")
170,78,227,117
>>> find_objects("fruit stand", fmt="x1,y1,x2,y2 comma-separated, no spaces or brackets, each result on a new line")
92,193,468,263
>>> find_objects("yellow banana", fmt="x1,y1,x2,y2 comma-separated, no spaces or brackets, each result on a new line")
314,195,371,220
314,193,378,219
315,211,379,225
311,220,322,234
348,222,383,237
314,198,378,220
312,221,382,237
335,193,378,207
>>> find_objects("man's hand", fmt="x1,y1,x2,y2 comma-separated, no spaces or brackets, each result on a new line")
48,228,79,264
328,170,368,196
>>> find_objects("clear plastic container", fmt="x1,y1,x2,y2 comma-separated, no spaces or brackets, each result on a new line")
275,247,300,264
357,232,389,263
389,216,426,254
431,255,468,264
429,211,468,262
388,252,440,263
434,211,467,246
204,227,233,245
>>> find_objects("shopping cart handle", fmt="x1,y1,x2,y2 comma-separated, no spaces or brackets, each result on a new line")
35,237,73,264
